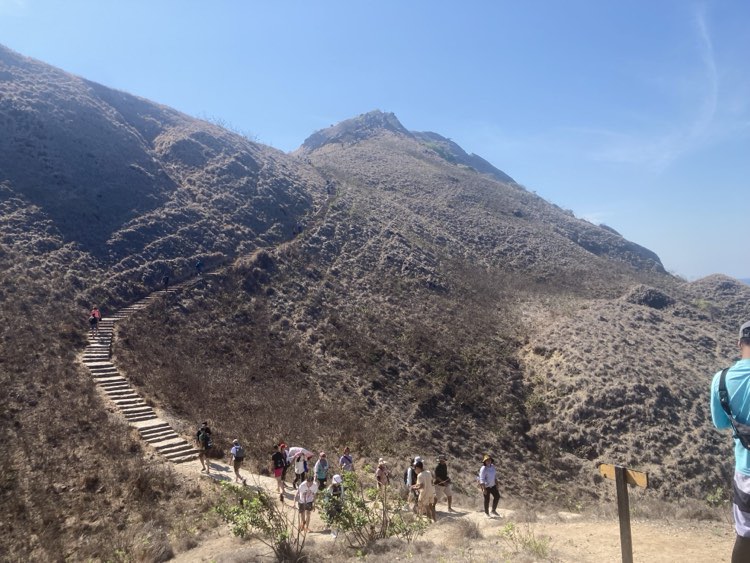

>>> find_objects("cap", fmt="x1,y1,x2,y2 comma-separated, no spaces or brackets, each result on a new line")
332,474,343,484
414,456,422,464
740,321,750,340
232,439,239,444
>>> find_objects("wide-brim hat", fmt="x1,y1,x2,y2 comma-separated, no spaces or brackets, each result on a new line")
483,454,493,463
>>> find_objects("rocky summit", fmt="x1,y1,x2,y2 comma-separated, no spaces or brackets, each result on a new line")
1,43,749,560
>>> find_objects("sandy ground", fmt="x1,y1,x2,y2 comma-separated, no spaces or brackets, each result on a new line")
168,457,735,562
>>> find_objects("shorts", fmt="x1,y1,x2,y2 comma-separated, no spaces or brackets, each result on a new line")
273,467,283,478
734,471,750,537
298,502,313,512
435,483,452,501
233,459,243,470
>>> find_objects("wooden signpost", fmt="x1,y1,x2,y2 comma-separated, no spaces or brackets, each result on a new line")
598,463,649,563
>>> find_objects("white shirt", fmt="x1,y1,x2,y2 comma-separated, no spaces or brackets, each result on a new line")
479,464,497,487
296,481,318,504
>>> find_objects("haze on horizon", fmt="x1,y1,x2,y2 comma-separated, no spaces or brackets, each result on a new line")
1,0,748,281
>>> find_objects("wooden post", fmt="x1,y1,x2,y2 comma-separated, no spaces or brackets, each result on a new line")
598,463,648,563
615,465,633,563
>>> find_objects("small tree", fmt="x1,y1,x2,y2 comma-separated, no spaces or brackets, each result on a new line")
216,482,306,562
319,471,428,549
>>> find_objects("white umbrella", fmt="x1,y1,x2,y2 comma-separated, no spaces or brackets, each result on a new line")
288,446,314,459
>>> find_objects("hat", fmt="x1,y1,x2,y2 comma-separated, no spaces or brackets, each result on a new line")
378,458,387,465
232,439,239,444
414,460,424,469
740,321,750,340
438,454,446,461
332,474,343,484
483,454,493,463
413,456,422,464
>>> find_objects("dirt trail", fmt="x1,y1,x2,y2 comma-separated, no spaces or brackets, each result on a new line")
167,456,734,562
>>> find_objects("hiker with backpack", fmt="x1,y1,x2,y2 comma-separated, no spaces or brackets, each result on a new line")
271,443,287,501
314,451,329,488
404,456,421,510
292,451,308,490
196,422,212,474
339,446,354,472
230,439,246,484
479,454,500,518
324,474,345,538
710,320,750,562
412,460,436,521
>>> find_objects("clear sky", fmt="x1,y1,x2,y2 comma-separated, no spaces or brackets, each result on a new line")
1,1,748,280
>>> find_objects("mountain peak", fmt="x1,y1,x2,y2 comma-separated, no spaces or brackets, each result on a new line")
300,110,411,152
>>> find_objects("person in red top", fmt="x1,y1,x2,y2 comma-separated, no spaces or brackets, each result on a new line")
89,307,101,336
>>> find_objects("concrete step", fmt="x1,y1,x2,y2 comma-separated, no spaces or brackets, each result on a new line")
122,404,153,413
125,414,159,422
163,446,200,459
169,453,200,463
139,422,171,433
98,378,129,386
157,441,194,455
143,430,179,443
104,389,137,397
113,398,146,407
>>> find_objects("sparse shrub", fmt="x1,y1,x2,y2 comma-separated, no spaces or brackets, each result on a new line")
500,521,551,559
706,485,730,508
216,481,307,562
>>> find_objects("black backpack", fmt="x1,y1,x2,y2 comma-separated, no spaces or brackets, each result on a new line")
719,367,750,449
198,429,212,449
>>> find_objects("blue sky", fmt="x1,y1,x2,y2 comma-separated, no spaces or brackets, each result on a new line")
1,1,748,280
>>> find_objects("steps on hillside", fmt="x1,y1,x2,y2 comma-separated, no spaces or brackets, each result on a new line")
82,285,201,464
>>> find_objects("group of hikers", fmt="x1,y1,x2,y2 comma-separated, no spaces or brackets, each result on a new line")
194,423,503,533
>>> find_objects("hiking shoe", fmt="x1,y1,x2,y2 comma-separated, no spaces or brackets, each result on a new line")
491,511,500,517
485,513,491,518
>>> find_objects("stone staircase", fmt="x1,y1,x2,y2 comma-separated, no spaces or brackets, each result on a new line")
81,288,200,464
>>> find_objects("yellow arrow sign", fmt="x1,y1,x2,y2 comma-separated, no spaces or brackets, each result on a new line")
599,464,648,489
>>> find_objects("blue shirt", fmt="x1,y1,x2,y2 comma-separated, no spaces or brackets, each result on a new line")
711,359,750,475
479,464,497,487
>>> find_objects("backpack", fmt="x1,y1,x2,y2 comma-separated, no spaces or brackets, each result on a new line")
198,429,212,449
719,367,750,449
234,445,245,459
404,467,415,486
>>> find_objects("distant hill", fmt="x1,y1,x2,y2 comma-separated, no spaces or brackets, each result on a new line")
3,44,750,560
740,278,750,286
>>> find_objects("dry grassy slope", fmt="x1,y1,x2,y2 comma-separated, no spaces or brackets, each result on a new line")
0,43,328,297
0,44,329,559
114,114,721,511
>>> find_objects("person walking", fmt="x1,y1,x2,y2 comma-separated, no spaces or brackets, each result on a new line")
711,320,750,562
314,451,329,488
325,474,345,538
295,474,318,533
161,274,170,292
405,456,421,510
230,439,246,484
280,443,290,486
271,443,287,501
195,260,204,277
479,454,500,518
339,446,354,472
412,460,436,521
292,452,307,490
89,306,101,337
196,421,212,474
375,458,390,494
433,454,455,512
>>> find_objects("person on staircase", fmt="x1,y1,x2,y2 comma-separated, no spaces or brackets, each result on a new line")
196,421,212,474
230,439,246,484
89,306,101,337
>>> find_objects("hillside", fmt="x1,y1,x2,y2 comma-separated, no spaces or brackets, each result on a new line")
1,44,748,560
